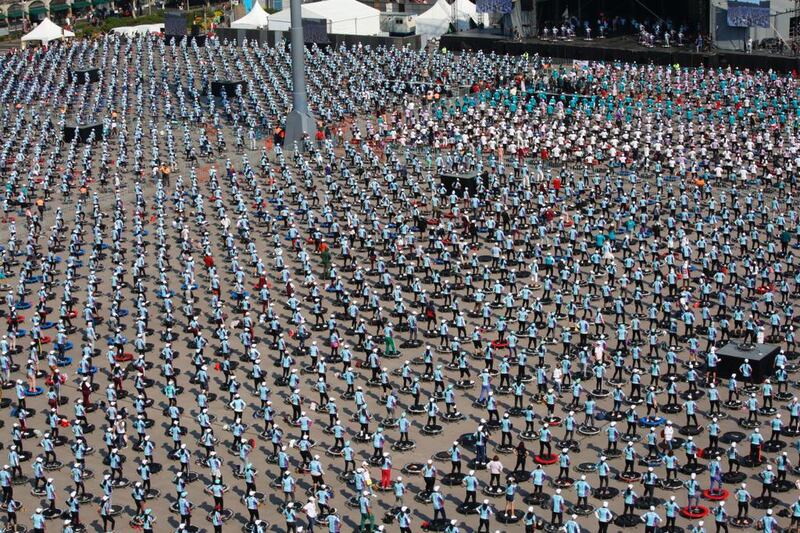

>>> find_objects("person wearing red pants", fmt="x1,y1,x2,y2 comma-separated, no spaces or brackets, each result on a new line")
380,453,392,488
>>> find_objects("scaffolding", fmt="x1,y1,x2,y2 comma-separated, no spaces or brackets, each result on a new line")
510,0,535,39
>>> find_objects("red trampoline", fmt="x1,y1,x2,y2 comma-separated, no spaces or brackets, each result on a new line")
702,489,729,501
534,454,558,465
680,506,709,519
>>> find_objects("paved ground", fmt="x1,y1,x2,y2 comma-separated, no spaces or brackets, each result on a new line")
0,34,800,533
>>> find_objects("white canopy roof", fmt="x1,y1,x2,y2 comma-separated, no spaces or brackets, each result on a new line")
452,0,488,29
415,0,488,41
267,0,380,36
21,18,74,46
112,23,165,36
231,2,270,29
416,0,453,41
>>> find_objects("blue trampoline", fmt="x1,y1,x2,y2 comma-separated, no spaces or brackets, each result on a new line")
638,416,666,427
78,366,98,376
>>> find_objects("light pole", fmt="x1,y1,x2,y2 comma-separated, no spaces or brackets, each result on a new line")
283,0,317,150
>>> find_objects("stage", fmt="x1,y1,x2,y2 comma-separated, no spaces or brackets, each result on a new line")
441,32,800,71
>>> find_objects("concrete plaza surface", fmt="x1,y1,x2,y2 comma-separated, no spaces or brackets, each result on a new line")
0,33,799,533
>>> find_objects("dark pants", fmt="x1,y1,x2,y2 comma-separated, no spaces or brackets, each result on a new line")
738,502,748,518
102,515,115,530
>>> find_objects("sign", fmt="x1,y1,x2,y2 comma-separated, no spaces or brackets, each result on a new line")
727,0,770,28
476,0,513,14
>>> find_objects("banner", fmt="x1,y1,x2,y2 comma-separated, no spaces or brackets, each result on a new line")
476,0,513,14
727,0,770,28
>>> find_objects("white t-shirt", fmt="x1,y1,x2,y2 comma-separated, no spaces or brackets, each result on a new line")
487,460,504,474
303,502,318,519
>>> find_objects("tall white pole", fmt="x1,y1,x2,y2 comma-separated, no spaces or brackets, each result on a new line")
283,0,317,150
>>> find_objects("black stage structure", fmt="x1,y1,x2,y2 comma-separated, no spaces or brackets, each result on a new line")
533,0,709,31
211,79,247,97
715,342,780,383
63,123,103,143
69,67,100,84
441,32,800,71
440,172,481,196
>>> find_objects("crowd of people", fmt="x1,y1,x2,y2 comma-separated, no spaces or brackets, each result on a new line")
538,15,708,50
0,32,799,533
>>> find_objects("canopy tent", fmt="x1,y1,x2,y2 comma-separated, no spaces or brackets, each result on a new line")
415,0,488,41
451,0,488,29
415,0,453,41
111,23,165,35
231,1,270,29
20,17,74,47
267,0,380,36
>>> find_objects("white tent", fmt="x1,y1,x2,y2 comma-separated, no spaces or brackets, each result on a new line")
415,0,453,41
231,2,271,29
20,18,74,47
415,0,488,41
267,0,380,36
112,24,165,36
451,0,488,29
